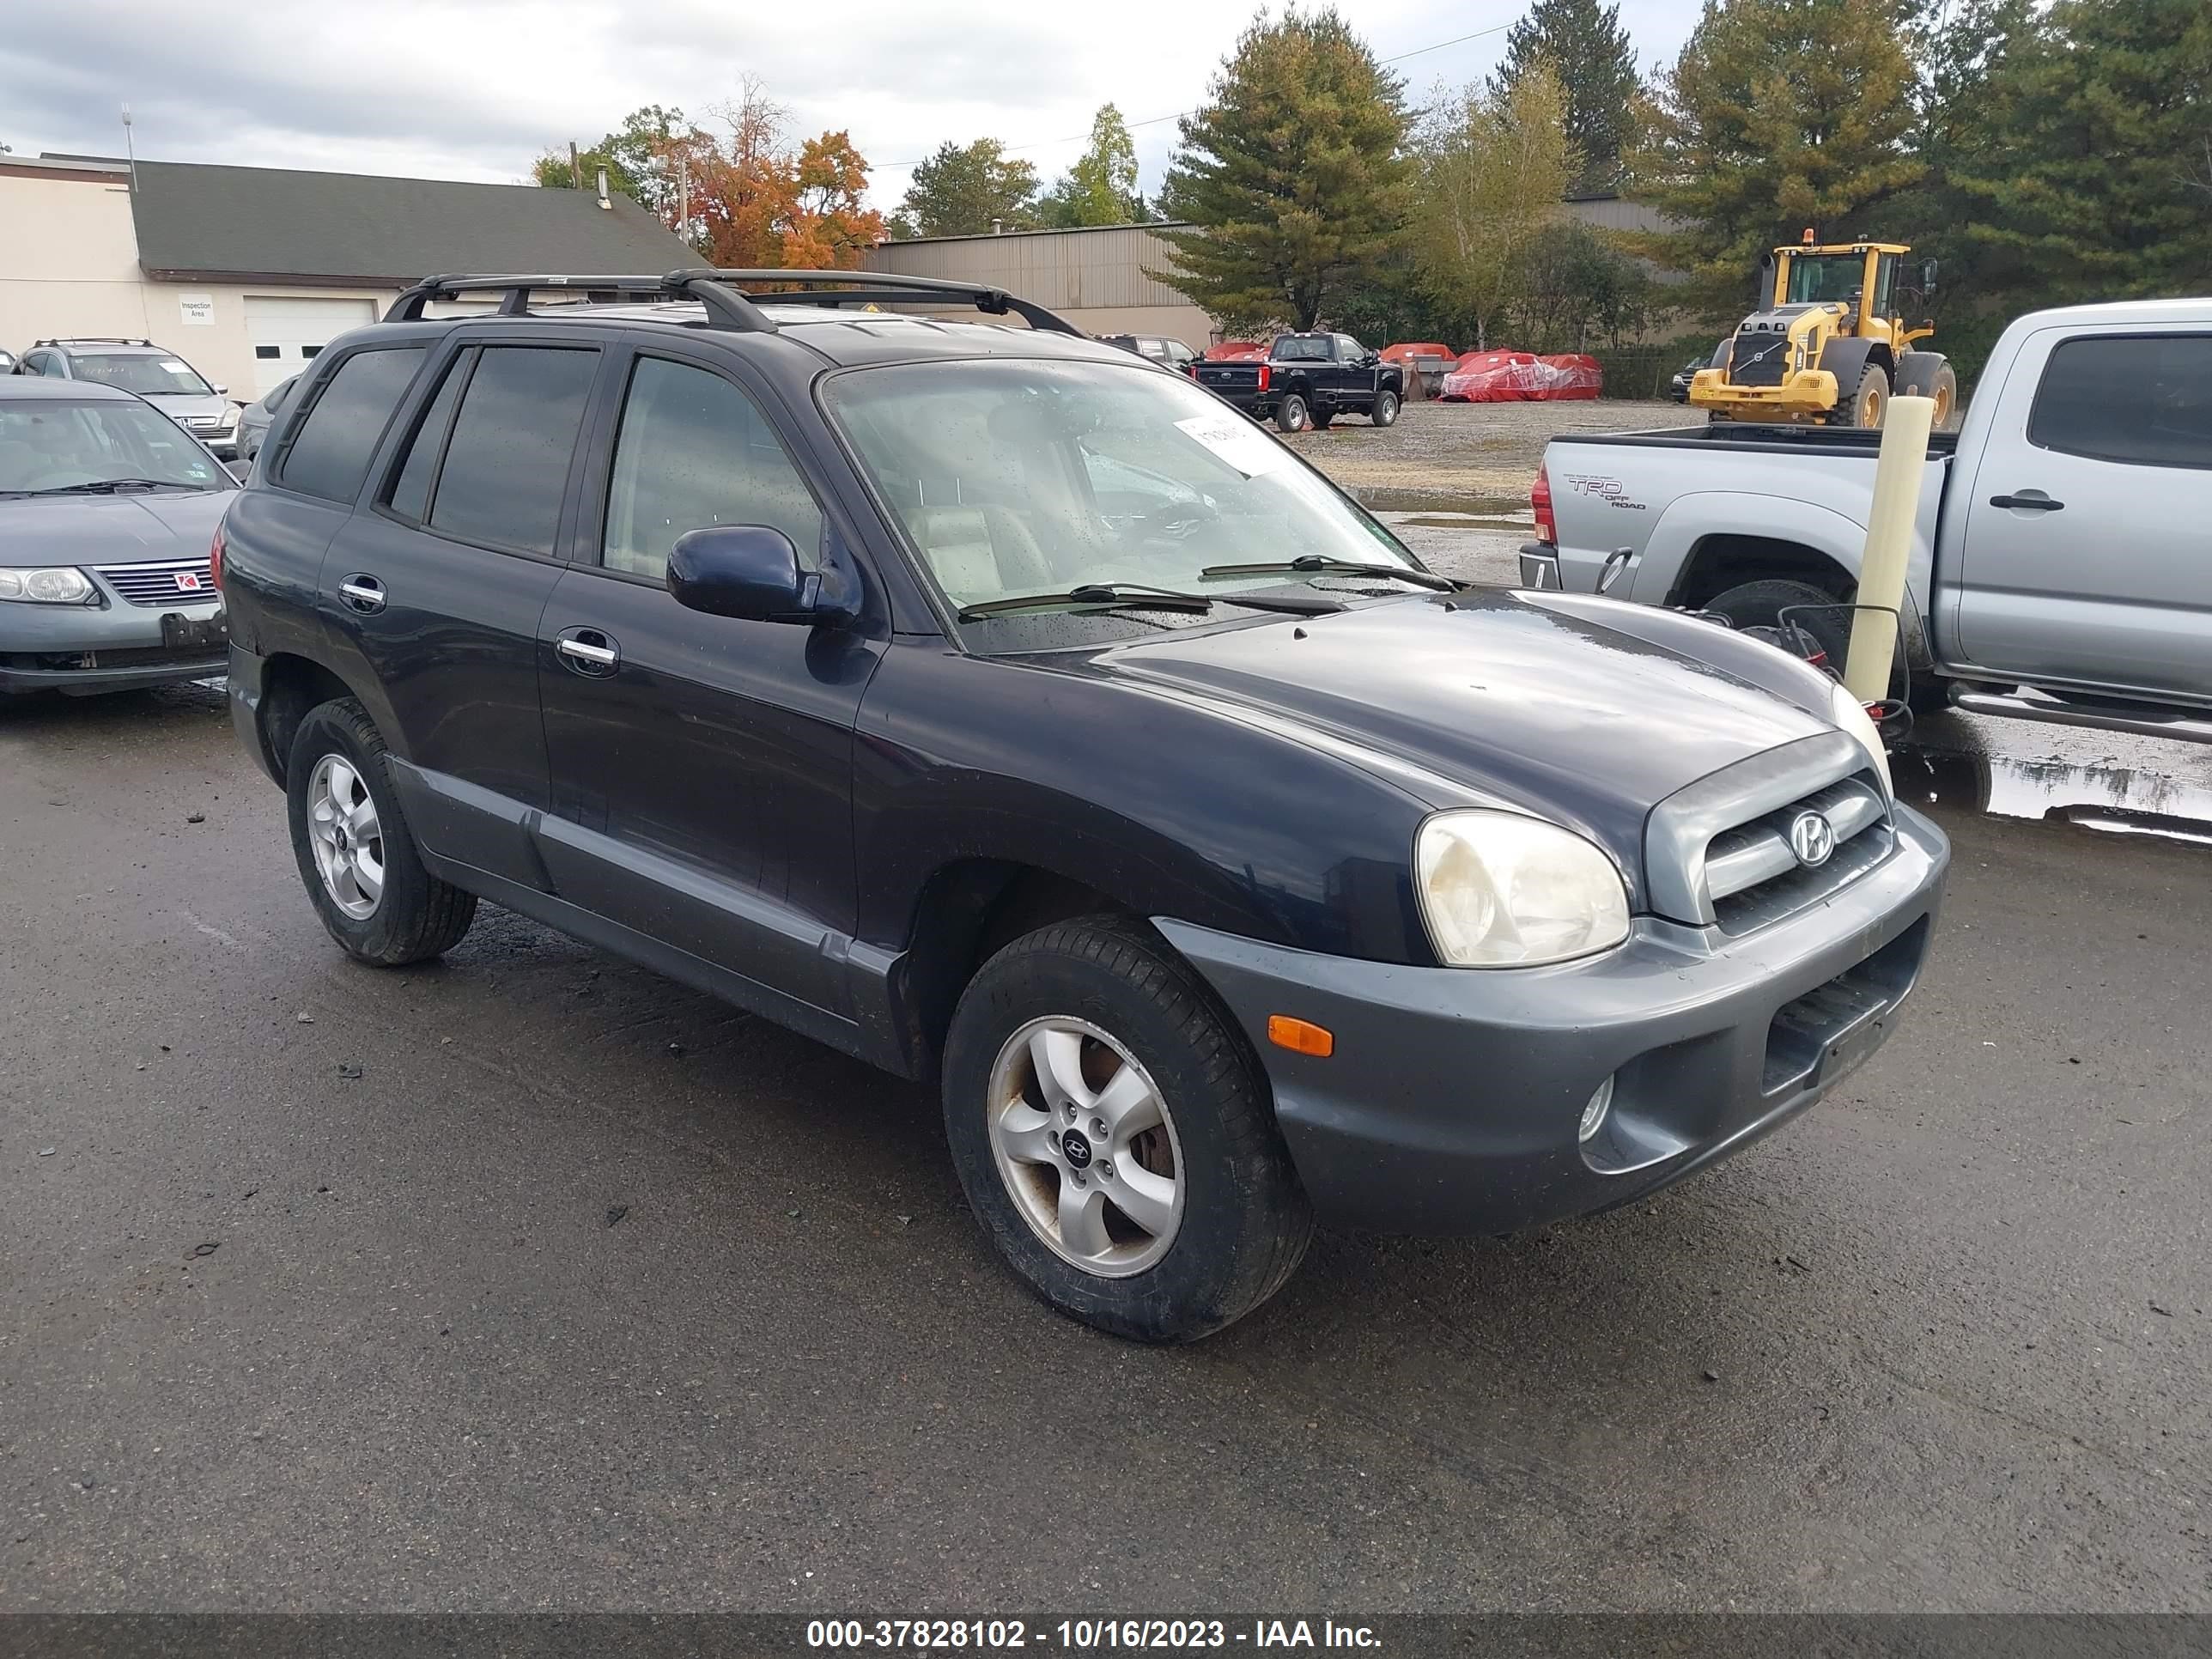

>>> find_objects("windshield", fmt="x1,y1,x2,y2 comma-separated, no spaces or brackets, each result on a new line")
0,399,227,493
68,353,215,397
1784,254,1867,307
823,358,1420,616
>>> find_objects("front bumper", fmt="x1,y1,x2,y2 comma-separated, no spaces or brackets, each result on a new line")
0,598,227,695
1157,804,1948,1235
1691,367,1839,418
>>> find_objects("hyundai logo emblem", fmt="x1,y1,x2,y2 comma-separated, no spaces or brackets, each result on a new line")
1789,811,1836,867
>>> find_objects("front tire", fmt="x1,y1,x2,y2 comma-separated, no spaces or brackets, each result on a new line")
286,698,477,966
942,917,1312,1343
1838,363,1890,429
1274,393,1311,434
1370,389,1400,428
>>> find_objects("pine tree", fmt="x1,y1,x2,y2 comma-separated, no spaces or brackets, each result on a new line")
1040,105,1146,228
1953,0,2212,301
894,139,1041,238
1492,0,1643,191
1154,9,1413,331
1633,0,1923,318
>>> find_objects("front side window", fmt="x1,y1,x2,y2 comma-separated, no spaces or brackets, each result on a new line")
823,358,1419,617
602,356,823,580
68,352,214,396
425,346,599,556
0,399,226,493
278,346,426,503
2027,335,2212,471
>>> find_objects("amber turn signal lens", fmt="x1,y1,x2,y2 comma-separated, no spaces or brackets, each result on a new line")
1267,1015,1334,1058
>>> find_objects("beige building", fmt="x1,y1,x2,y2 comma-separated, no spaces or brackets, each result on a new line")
862,197,1680,347
863,222,1214,348
1,152,693,401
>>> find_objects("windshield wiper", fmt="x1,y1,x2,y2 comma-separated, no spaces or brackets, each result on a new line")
957,581,1344,622
28,478,194,495
1199,555,1457,592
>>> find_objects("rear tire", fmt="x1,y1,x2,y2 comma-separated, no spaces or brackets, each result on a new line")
1371,389,1401,428
941,916,1312,1343
286,698,477,967
1274,393,1311,434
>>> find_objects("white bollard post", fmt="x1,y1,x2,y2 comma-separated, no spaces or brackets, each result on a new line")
1844,393,1936,704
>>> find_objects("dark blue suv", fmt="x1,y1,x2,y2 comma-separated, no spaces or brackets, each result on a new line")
218,269,1948,1341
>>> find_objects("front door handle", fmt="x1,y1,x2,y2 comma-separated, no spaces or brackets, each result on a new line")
1989,492,2065,512
337,574,385,613
556,628,620,675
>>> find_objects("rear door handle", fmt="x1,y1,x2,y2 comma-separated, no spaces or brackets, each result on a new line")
337,574,385,613
555,628,620,675
1989,493,2064,512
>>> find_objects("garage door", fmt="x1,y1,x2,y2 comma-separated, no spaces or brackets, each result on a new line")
243,296,379,397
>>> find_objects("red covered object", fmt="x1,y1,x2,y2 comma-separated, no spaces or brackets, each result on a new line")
1381,342,1455,364
1437,350,1602,402
1204,340,1268,362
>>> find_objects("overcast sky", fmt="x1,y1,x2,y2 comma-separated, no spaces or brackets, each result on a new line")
3,0,1704,210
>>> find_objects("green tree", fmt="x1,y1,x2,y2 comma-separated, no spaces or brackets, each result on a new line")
1412,64,1578,349
1632,0,1923,318
1512,219,1659,349
893,138,1041,238
1950,0,2212,303
1492,0,1643,191
1154,9,1413,331
1039,104,1147,228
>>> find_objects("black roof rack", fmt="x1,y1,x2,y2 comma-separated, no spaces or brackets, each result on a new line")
382,268,1083,337
35,337,156,348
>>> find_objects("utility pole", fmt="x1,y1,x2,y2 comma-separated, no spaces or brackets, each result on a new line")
568,141,581,188
678,154,690,240
121,104,137,192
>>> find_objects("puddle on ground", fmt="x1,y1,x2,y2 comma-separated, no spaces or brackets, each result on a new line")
1894,745,2212,848
1353,489,1531,515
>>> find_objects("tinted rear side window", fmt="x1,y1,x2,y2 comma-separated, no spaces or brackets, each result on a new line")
2028,335,2212,471
277,347,426,503
427,346,599,556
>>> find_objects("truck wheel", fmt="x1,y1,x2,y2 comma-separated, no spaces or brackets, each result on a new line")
1706,580,1853,672
941,916,1313,1343
1927,364,1961,431
286,697,477,967
1311,407,1334,429
1274,393,1311,434
1838,363,1890,429
1371,390,1401,428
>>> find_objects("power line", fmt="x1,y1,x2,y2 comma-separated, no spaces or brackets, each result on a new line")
871,17,1512,173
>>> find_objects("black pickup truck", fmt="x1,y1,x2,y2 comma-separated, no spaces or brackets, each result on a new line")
1193,331,1404,433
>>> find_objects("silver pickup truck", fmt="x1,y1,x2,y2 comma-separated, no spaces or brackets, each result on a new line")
1521,298,2212,739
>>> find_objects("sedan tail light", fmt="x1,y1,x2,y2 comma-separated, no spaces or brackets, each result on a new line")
1531,464,1556,545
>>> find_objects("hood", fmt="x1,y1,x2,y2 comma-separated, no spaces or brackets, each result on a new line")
0,489,232,567
1071,589,1834,892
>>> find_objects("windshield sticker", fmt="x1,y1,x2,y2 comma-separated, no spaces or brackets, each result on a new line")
159,360,192,374
1175,412,1289,479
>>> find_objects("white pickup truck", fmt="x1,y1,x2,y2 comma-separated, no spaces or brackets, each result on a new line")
1520,298,2212,739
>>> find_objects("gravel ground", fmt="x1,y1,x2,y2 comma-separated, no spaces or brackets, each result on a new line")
1282,396,1703,507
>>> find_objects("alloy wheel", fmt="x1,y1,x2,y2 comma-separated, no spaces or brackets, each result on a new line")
306,753,385,920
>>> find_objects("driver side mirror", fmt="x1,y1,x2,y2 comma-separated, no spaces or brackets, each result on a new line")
667,525,853,626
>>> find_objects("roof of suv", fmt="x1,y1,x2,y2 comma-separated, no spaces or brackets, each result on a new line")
1,376,142,402
514,300,1133,371
39,340,165,356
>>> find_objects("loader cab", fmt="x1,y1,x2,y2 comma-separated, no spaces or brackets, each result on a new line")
1770,242,1915,345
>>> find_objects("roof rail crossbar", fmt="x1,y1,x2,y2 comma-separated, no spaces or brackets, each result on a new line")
380,268,1082,337
682,268,1084,337
33,337,154,348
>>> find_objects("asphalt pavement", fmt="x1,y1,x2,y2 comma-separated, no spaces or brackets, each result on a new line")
3,644,2209,1612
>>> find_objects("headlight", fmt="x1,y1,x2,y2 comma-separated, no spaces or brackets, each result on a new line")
1414,809,1631,968
1828,678,1893,797
0,567,96,605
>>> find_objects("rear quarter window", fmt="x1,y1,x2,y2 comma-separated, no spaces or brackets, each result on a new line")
276,346,428,503
2027,334,2212,471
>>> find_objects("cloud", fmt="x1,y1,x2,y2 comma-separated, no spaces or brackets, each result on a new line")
3,0,1703,203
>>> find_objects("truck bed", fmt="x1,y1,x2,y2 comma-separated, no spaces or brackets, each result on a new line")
1558,424,1963,459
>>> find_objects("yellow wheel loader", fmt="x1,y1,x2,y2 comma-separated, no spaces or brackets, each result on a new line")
1690,234,1958,430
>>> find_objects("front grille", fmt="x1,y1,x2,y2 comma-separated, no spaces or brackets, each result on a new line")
95,559,217,606
1729,329,1790,387
1644,731,1895,934
1705,775,1892,935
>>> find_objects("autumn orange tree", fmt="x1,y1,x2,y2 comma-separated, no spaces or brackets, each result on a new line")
540,80,884,269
